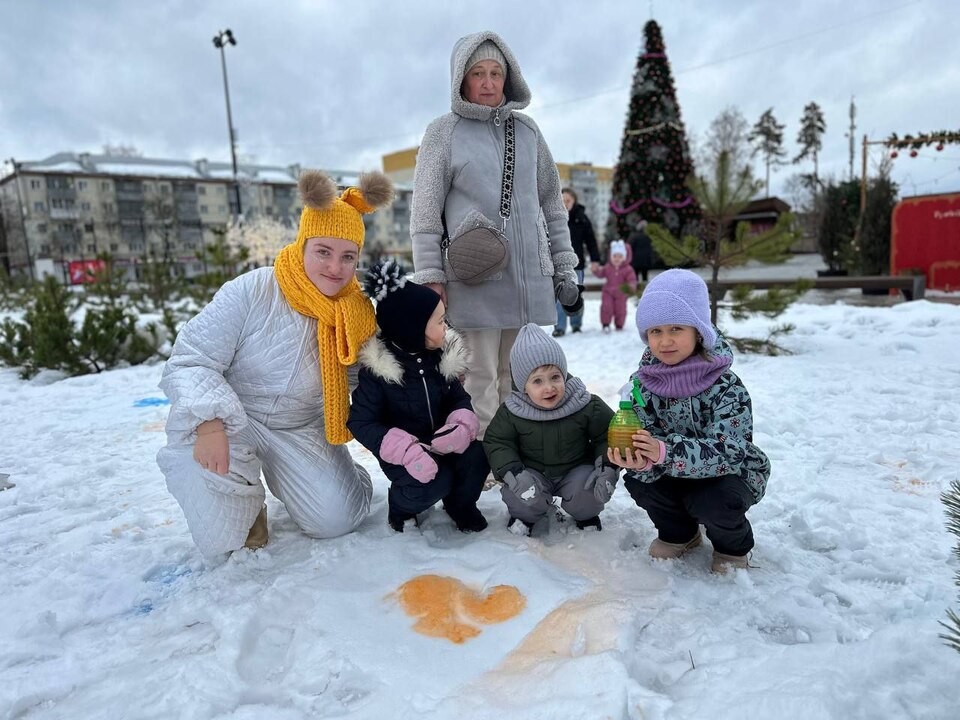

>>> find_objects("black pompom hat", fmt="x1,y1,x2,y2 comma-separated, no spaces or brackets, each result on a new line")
362,259,441,352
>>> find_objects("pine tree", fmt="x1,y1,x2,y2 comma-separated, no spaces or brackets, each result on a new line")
83,252,129,309
190,227,250,303
0,265,31,312
137,247,185,313
749,108,788,197
794,102,827,188
817,180,860,273
942,480,960,653
606,20,701,244
856,173,899,276
0,276,82,378
0,273,166,379
645,150,803,355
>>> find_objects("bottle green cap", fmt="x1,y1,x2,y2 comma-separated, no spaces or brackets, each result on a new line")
619,400,633,409
631,377,646,407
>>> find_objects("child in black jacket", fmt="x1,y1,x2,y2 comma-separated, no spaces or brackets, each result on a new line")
347,260,489,533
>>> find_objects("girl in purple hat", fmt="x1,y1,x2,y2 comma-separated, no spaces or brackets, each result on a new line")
607,269,770,573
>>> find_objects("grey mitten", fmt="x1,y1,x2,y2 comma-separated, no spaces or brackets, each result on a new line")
557,280,580,306
554,268,579,306
585,458,620,504
502,467,542,505
555,269,584,314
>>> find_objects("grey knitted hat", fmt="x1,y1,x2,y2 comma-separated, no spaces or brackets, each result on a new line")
466,40,507,75
635,268,717,347
510,323,567,391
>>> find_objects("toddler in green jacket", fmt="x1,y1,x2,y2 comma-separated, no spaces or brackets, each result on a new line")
483,323,619,534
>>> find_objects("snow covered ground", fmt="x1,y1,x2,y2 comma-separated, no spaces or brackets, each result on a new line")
2,293,960,719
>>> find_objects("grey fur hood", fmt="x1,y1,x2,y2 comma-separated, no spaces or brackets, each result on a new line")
356,328,470,384
450,31,531,121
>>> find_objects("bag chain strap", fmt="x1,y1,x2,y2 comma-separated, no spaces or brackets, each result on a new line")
498,114,515,230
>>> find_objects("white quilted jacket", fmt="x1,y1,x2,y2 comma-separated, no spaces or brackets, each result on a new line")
158,267,374,556
161,267,325,439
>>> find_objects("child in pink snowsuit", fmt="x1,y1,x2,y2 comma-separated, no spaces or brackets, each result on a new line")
591,240,638,331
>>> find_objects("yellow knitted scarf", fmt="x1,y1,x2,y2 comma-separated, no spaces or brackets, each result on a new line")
274,244,376,444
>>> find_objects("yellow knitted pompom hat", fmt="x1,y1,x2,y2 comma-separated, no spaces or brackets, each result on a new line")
274,169,395,444
294,171,394,250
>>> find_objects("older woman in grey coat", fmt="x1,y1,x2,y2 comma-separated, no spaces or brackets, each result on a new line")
410,30,581,435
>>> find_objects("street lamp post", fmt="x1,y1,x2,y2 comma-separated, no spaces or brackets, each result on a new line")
7,158,35,280
212,29,242,220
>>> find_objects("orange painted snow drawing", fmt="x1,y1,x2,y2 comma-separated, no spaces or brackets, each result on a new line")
394,574,526,644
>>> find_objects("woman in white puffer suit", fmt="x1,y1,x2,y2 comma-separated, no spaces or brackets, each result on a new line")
157,170,393,557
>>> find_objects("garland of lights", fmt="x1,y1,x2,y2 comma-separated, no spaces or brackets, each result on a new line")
610,196,696,215
625,121,685,136
886,130,960,158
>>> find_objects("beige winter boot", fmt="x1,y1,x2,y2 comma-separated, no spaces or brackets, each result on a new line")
648,532,702,560
243,505,268,550
711,551,748,573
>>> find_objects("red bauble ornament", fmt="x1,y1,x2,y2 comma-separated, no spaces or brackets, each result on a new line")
936,144,944,152
909,150,918,157
890,151,899,158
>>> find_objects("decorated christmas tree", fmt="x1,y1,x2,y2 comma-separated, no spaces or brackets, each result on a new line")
606,20,701,245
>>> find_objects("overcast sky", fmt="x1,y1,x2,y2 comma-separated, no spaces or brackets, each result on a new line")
2,0,957,201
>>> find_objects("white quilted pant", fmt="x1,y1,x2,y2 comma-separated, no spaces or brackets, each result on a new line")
158,417,372,557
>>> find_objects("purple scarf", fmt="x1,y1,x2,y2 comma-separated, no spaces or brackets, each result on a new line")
637,353,732,398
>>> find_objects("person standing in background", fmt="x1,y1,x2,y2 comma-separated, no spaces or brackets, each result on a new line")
554,188,600,337
627,219,654,282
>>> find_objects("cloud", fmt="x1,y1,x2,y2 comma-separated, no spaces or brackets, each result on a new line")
1,0,957,198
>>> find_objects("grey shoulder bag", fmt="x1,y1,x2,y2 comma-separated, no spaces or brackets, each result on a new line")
441,114,515,285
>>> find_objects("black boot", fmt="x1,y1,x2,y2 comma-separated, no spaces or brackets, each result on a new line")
507,516,535,536
445,504,488,533
388,508,418,533
575,515,603,531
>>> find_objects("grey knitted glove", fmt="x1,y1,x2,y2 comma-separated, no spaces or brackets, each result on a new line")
555,278,580,306
503,468,542,505
557,282,584,315
585,458,620,504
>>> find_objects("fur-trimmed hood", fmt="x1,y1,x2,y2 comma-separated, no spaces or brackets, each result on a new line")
356,328,470,384
450,31,531,121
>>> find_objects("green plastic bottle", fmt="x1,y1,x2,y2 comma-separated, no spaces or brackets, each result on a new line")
607,400,643,457
609,378,645,457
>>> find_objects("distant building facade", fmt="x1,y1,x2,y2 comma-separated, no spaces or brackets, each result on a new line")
555,162,613,236
0,152,413,281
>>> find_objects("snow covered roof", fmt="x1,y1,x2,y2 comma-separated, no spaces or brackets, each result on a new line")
34,161,86,173
14,152,358,187
94,162,201,179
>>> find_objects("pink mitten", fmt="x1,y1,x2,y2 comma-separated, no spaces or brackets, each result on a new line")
429,409,480,455
380,428,438,483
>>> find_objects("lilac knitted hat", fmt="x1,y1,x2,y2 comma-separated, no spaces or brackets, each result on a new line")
635,269,717,347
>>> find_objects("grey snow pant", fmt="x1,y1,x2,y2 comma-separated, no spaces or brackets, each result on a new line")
500,464,603,525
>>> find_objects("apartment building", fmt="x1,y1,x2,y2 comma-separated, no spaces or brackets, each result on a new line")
0,152,413,281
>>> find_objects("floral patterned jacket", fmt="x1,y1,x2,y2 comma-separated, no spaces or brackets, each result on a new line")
624,338,770,504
